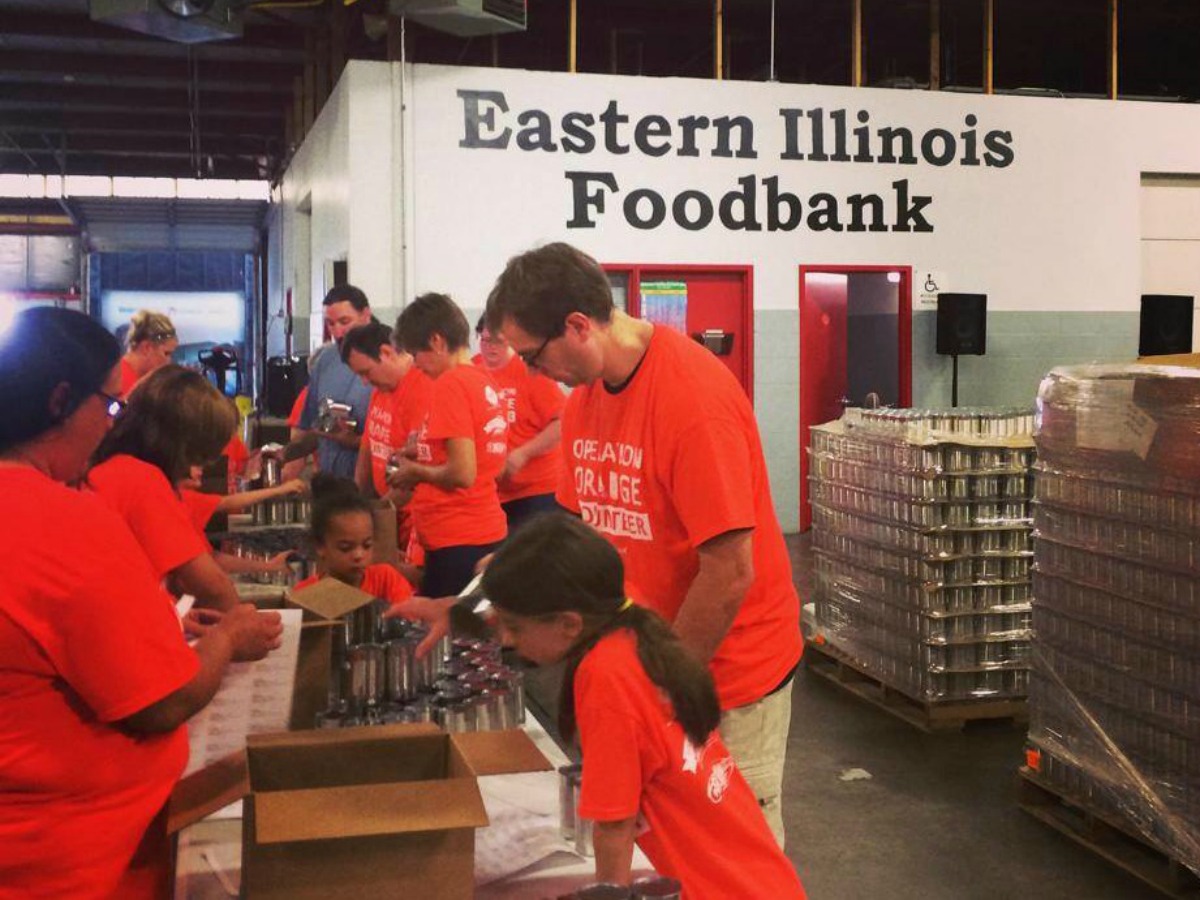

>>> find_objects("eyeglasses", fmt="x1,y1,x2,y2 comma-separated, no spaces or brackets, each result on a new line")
95,390,126,418
518,329,562,368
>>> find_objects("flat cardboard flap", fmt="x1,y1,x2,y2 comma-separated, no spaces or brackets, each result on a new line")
288,577,375,620
252,779,489,844
167,750,249,834
450,729,553,777
248,724,447,792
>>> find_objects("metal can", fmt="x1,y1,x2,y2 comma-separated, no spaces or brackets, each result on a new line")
559,763,582,841
348,643,385,710
385,639,415,701
575,886,631,899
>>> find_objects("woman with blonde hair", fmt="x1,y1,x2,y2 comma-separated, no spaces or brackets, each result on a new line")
119,309,178,398
89,365,249,612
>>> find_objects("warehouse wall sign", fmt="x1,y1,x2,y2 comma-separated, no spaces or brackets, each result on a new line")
456,89,1016,234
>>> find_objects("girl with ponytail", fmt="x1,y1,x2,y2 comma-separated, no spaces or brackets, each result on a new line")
481,514,805,898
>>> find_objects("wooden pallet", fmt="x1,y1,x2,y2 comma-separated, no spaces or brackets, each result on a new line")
1018,767,1200,899
802,639,1028,733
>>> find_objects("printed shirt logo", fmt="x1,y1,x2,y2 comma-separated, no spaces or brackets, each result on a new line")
483,386,509,456
707,757,736,804
572,438,653,542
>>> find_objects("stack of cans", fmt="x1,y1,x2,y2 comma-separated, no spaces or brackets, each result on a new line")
1026,365,1200,871
316,605,525,732
809,414,1036,702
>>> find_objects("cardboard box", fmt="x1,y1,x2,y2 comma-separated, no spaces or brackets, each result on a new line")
286,577,376,731
1136,352,1200,368
241,723,551,899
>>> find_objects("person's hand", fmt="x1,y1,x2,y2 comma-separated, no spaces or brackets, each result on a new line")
218,604,283,662
325,418,360,449
280,458,307,482
264,551,293,573
383,596,455,659
182,607,223,639
499,447,528,483
387,456,422,489
279,478,308,497
243,450,264,483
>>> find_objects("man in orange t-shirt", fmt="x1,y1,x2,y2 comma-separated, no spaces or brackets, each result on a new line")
472,314,566,533
342,320,434,552
392,293,507,596
487,243,801,847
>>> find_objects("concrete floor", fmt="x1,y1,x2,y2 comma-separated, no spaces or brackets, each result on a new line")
783,532,1159,900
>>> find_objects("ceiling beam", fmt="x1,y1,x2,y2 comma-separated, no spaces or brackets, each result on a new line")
0,84,286,118
0,109,283,136
0,30,306,64
0,51,296,94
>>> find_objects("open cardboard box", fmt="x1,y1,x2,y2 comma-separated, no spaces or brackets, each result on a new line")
285,576,378,731
240,723,551,899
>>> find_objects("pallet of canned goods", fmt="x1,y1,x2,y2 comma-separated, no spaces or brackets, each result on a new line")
807,413,1036,725
1025,364,1200,885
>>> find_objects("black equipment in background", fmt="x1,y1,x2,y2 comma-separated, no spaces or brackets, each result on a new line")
1139,294,1194,357
198,345,240,398
265,355,309,417
936,293,988,407
936,293,988,356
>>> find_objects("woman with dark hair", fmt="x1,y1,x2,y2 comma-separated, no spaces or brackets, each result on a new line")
88,365,252,612
480,514,806,898
0,307,281,898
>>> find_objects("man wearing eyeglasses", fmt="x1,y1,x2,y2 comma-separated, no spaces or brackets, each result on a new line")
485,242,801,849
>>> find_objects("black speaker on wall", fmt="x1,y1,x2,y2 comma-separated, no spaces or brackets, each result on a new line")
937,293,988,356
1139,294,1194,357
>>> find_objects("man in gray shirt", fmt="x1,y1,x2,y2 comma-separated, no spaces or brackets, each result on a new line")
294,285,374,479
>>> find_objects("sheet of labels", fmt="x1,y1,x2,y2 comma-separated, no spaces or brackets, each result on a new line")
184,609,303,776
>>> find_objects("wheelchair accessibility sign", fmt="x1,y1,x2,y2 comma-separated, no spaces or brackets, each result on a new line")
918,271,947,306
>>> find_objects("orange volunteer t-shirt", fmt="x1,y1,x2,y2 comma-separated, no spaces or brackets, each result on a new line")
222,434,250,480
0,467,199,899
87,454,210,581
474,353,566,504
118,356,140,399
294,564,414,604
411,365,507,550
180,488,223,536
557,325,802,710
575,631,806,899
287,386,309,428
365,367,435,498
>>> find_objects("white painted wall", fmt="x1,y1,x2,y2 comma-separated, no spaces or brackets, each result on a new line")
1140,178,1200,350
278,61,1200,324
272,60,1200,529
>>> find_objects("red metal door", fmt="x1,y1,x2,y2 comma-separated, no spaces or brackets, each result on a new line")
798,273,849,531
798,266,913,531
605,264,753,399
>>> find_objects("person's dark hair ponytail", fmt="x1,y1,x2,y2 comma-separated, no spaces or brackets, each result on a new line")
481,514,721,748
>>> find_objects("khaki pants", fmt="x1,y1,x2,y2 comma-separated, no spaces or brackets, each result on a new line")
718,679,794,849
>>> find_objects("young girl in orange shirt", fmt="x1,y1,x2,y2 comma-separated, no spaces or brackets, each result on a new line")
293,475,413,604
479,515,806,899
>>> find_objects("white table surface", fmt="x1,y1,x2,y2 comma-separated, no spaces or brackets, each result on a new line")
174,715,652,899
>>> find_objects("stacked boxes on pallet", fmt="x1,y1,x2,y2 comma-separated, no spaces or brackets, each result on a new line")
1028,364,1200,872
809,407,1037,703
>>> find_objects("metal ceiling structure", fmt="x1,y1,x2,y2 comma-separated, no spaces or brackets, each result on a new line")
2,0,1200,190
